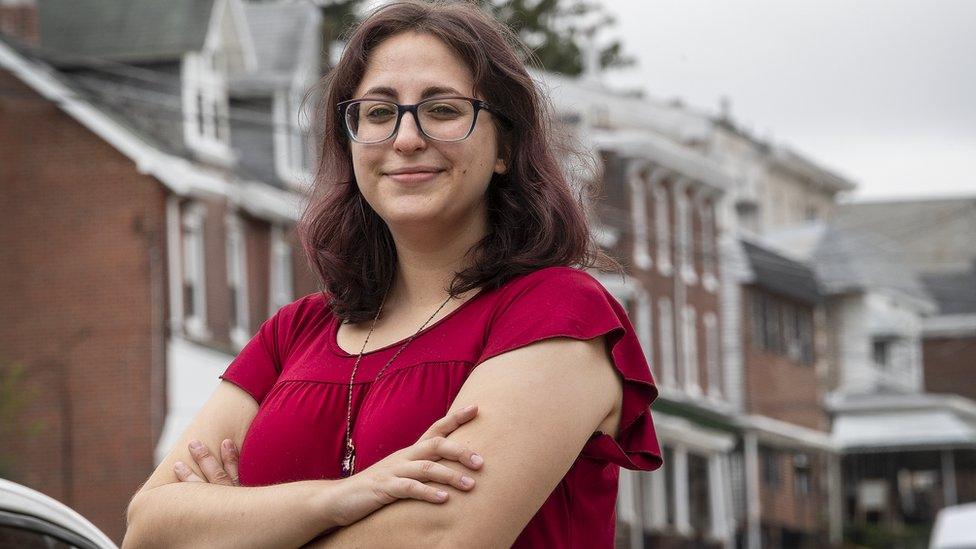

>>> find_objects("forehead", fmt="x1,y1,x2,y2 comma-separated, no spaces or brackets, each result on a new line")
354,32,476,98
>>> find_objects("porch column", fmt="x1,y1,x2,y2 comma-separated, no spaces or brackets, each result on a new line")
942,449,958,506
708,452,733,548
673,444,691,535
744,432,761,549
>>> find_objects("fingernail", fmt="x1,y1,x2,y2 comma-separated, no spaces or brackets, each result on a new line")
174,461,187,471
461,476,474,488
222,440,232,450
189,440,203,450
471,454,483,467
436,490,448,500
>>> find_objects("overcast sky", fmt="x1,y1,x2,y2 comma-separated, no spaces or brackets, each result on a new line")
599,0,976,201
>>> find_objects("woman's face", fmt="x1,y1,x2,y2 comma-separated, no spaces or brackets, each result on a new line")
348,32,506,231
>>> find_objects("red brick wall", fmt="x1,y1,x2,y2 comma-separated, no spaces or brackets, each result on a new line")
244,215,271,329
758,447,831,534
742,286,826,431
0,69,167,544
923,335,976,402
0,4,38,46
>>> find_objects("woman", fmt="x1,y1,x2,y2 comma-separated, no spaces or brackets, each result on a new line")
123,1,662,547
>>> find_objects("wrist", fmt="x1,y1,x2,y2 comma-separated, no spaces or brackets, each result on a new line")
310,478,349,530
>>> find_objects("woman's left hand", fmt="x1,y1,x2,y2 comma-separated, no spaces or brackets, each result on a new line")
174,439,240,486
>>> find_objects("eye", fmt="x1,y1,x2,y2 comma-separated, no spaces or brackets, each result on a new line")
365,106,396,119
424,103,462,118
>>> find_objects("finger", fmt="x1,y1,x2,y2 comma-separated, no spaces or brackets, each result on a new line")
220,439,240,486
188,440,234,486
174,461,205,482
411,436,484,471
398,460,475,492
386,477,450,504
419,405,478,441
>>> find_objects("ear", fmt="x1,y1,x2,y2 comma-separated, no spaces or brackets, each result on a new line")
493,157,507,175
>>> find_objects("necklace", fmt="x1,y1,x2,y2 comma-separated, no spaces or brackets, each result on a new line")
340,288,455,478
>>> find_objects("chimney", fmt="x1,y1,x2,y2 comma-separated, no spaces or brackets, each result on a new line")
0,0,38,47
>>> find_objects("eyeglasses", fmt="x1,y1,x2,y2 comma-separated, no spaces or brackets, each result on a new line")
337,96,510,144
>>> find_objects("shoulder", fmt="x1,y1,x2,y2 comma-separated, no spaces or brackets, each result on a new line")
496,266,609,304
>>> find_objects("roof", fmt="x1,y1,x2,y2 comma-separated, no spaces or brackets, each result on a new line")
230,1,322,96
837,197,976,275
37,0,216,66
828,392,976,451
741,238,822,304
765,221,935,310
920,266,976,315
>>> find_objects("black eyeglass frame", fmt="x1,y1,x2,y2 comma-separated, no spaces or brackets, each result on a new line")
337,95,512,144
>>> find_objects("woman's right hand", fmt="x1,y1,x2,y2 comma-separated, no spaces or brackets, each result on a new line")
330,404,484,527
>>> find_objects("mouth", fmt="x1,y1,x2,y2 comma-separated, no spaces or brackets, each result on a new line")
384,168,445,184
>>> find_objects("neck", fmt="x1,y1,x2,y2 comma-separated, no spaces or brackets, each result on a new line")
385,207,488,312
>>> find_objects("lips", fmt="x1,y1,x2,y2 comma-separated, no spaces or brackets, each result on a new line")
384,167,445,184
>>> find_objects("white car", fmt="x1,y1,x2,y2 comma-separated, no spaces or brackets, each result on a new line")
0,478,117,548
930,502,976,549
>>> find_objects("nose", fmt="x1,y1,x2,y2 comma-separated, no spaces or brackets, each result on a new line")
392,110,427,153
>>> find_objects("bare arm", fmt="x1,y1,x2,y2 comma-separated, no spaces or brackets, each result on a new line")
122,381,340,549
309,336,623,548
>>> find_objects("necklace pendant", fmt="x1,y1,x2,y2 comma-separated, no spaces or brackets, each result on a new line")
341,439,356,478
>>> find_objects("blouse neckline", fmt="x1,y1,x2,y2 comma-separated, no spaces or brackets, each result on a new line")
328,286,489,358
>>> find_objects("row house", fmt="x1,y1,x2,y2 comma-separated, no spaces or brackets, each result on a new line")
681,102,976,545
0,0,321,543
538,70,742,548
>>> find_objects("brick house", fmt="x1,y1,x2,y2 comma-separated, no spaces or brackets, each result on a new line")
0,0,321,543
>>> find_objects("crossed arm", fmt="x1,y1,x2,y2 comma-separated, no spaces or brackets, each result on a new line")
124,335,622,548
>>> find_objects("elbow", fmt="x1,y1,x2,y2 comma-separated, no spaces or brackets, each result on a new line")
122,491,158,549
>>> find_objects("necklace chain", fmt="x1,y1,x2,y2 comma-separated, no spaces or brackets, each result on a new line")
340,287,455,477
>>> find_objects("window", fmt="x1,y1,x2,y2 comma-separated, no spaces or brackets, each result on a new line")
637,290,653,370
763,296,781,354
181,202,208,338
677,189,695,283
269,225,294,312
275,88,316,186
658,298,676,387
794,453,811,497
226,213,249,349
183,50,231,160
700,200,717,291
704,312,721,398
798,311,814,365
873,337,894,368
654,183,672,274
683,305,700,394
761,447,780,489
628,165,652,270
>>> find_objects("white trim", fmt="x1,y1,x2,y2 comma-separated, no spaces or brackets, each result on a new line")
704,311,722,400
181,202,210,340
683,305,701,396
923,314,976,337
225,212,249,350
653,179,673,276
269,224,295,312
675,179,697,285
627,160,653,270
658,297,677,388
739,414,836,451
653,413,737,452
645,468,668,530
273,88,315,190
166,195,185,337
181,50,234,164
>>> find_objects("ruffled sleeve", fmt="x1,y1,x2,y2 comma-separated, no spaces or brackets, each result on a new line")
476,267,663,471
219,293,322,404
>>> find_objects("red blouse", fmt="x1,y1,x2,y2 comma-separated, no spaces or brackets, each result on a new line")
219,266,663,547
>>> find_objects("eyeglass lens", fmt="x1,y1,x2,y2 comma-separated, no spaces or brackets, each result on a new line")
344,99,475,143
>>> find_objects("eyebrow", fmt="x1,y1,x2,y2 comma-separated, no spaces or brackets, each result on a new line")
361,85,465,100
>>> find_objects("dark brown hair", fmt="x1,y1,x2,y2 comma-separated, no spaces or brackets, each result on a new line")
298,0,620,323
